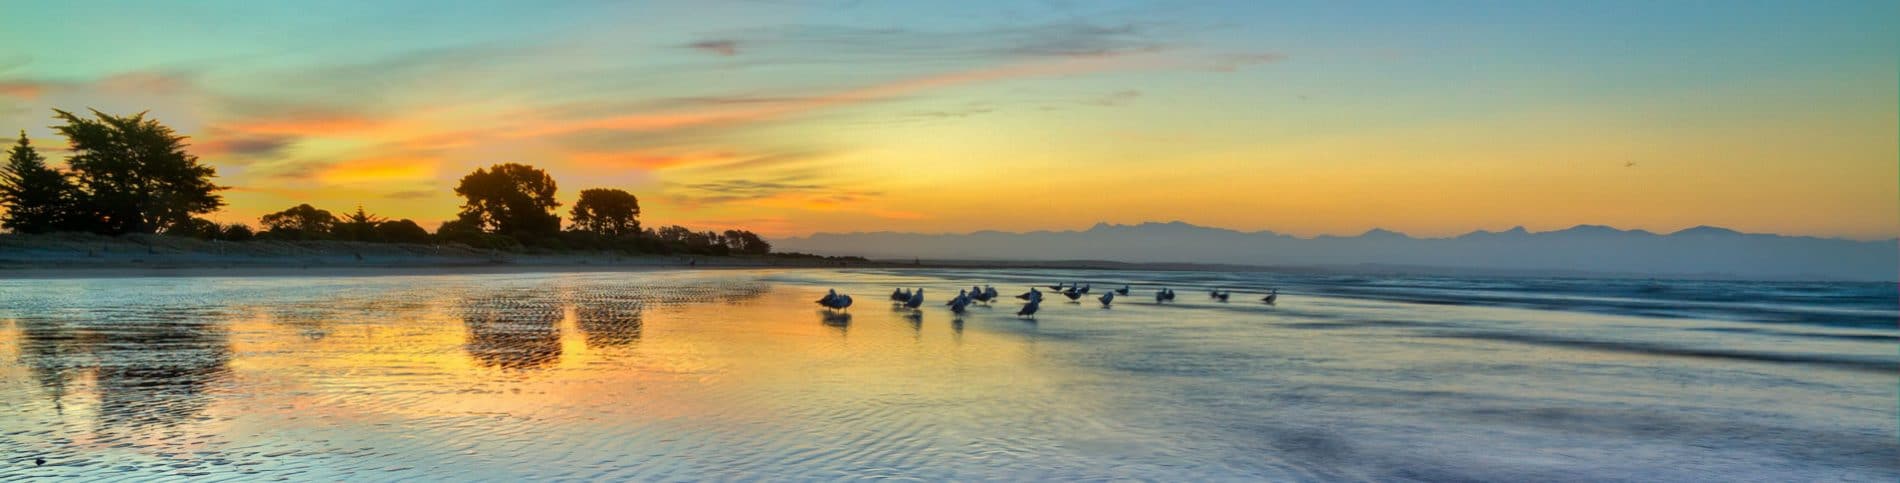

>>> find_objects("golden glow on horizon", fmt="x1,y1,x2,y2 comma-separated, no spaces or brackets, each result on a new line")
1,5,1893,240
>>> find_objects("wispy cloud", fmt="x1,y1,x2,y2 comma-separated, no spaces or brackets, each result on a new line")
685,39,741,56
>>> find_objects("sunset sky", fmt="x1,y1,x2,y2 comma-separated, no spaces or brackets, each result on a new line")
1,1,1894,239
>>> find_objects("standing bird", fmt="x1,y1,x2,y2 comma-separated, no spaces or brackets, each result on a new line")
1017,287,1043,301
1078,284,1092,295
1017,298,1042,318
815,289,838,306
948,292,972,314
1262,289,1278,305
1099,291,1116,307
1214,291,1230,302
1163,288,1177,302
947,289,969,307
1209,289,1221,299
1114,285,1130,295
820,294,854,312
891,288,909,302
1155,288,1168,303
983,286,1000,302
904,288,925,309
1061,287,1083,301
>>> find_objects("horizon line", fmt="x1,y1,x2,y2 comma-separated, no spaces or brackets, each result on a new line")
780,220,1900,243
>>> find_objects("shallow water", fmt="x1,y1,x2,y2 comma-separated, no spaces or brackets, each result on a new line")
0,268,1894,481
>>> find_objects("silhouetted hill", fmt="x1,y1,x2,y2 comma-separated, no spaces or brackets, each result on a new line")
775,222,1899,281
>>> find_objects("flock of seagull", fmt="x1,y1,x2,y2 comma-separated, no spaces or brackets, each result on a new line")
814,282,1280,319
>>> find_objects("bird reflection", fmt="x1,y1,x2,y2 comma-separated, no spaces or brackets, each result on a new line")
820,310,852,335
459,293,563,370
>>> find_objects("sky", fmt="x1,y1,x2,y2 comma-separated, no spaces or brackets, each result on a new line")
1,0,1894,239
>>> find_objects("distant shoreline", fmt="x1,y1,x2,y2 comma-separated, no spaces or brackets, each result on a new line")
3,234,1888,283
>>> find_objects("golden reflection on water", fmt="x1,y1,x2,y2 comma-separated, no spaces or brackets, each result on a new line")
2,270,1894,480
0,271,1073,478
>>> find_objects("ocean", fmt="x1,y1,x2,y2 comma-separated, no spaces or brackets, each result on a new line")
1,268,1894,481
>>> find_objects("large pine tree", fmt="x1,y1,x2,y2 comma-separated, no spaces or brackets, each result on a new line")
0,131,76,233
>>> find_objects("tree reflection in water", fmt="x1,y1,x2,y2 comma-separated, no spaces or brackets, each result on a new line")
458,291,563,370
570,292,643,349
14,307,233,435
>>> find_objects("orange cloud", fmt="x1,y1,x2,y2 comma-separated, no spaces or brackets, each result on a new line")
517,51,1169,138
317,157,439,184
569,150,742,170
222,114,387,137
0,81,44,99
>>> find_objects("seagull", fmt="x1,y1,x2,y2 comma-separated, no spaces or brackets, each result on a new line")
904,288,925,309
1078,284,1092,295
815,289,837,306
1164,288,1176,302
948,293,972,314
1209,289,1221,299
1099,291,1115,307
820,293,854,312
1017,287,1043,301
1262,289,1279,305
1114,284,1130,296
1155,288,1168,303
1017,298,1041,318
973,285,998,304
1214,291,1230,302
891,288,909,302
1061,287,1083,301
1046,283,1066,291
946,289,969,307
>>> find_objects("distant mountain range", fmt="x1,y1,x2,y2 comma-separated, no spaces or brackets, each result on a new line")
774,222,1900,281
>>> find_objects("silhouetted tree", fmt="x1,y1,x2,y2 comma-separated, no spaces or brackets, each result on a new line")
333,205,385,242
220,223,254,241
374,219,431,244
0,131,76,233
453,163,560,241
165,217,222,239
722,229,772,254
569,188,640,236
258,203,337,239
53,109,224,234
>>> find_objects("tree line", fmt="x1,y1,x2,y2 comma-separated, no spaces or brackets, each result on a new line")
0,109,771,256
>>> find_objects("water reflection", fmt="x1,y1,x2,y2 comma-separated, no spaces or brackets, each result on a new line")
572,294,643,349
94,309,232,431
14,307,233,432
459,292,563,370
819,310,852,335
269,305,332,341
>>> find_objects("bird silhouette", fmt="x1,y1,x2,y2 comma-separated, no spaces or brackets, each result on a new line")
1017,287,1043,301
1017,298,1041,318
1262,289,1279,305
820,293,854,311
904,288,925,309
1099,291,1116,307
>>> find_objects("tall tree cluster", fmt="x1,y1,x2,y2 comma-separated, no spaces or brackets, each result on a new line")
3,109,775,257
0,110,226,235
